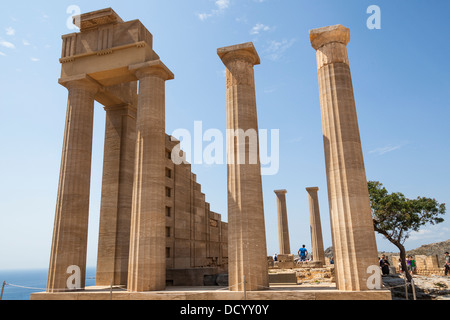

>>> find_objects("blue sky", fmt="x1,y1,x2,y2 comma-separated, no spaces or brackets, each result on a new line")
0,0,449,270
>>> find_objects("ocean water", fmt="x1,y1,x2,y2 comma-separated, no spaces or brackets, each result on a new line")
0,267,96,300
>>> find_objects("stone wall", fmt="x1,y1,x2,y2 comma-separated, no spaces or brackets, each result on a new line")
392,255,445,276
165,135,228,272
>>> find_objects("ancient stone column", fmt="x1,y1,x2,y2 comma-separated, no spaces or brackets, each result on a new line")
127,60,174,292
306,187,325,265
274,190,290,255
47,77,100,293
218,42,269,292
310,25,379,291
96,100,137,286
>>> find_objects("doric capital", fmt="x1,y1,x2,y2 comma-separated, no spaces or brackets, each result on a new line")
59,74,101,94
306,187,319,193
310,24,350,51
274,189,288,195
218,42,260,67
129,60,174,81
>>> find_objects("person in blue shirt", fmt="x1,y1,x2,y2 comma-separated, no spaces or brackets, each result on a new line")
298,245,308,262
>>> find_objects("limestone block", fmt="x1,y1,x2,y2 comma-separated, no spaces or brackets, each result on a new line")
269,273,297,284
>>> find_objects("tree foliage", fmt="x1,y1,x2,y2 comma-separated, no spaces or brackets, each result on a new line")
368,181,446,282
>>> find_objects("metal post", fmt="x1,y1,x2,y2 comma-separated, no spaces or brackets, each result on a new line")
0,281,5,300
411,278,417,300
110,278,113,301
404,277,409,300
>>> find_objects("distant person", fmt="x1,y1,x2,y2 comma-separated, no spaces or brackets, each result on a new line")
298,245,308,262
406,256,412,274
409,255,416,274
445,252,450,276
329,257,334,265
273,253,278,262
380,255,390,275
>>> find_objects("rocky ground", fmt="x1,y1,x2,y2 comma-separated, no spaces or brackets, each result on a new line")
271,266,450,300
382,273,450,300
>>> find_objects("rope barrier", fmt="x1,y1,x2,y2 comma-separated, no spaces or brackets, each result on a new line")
1,275,422,300
4,283,48,291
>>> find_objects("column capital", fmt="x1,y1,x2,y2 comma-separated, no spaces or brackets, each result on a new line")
218,42,260,66
306,187,319,193
274,189,287,195
310,24,350,51
129,60,174,81
59,74,101,94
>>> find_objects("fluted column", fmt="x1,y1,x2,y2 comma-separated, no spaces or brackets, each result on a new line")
306,187,325,264
47,77,100,293
310,25,379,291
127,60,174,292
218,42,269,292
96,103,137,286
274,190,290,255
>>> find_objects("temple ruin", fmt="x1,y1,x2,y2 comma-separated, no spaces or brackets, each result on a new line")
31,8,392,300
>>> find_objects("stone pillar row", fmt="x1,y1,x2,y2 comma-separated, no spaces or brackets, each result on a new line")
47,78,99,292
47,61,173,293
48,23,379,294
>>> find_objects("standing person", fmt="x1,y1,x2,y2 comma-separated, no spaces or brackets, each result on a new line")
380,255,390,275
409,255,416,274
298,245,308,262
406,256,412,274
444,252,450,276
273,253,278,262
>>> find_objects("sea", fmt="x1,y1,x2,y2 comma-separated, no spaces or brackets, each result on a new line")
0,267,96,300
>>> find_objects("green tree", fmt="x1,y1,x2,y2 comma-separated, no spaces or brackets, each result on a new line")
368,181,446,282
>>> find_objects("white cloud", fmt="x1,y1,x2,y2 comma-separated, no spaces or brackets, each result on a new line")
198,12,213,21
0,51,6,56
215,0,230,10
0,40,16,49
250,23,271,35
22,39,31,46
31,57,40,62
408,226,449,242
6,27,15,36
369,145,402,156
264,38,296,61
197,0,230,21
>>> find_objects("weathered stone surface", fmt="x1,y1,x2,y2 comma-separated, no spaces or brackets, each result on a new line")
310,25,379,291
269,273,297,284
47,77,100,293
306,187,325,264
218,42,269,292
275,190,290,255
48,8,228,294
